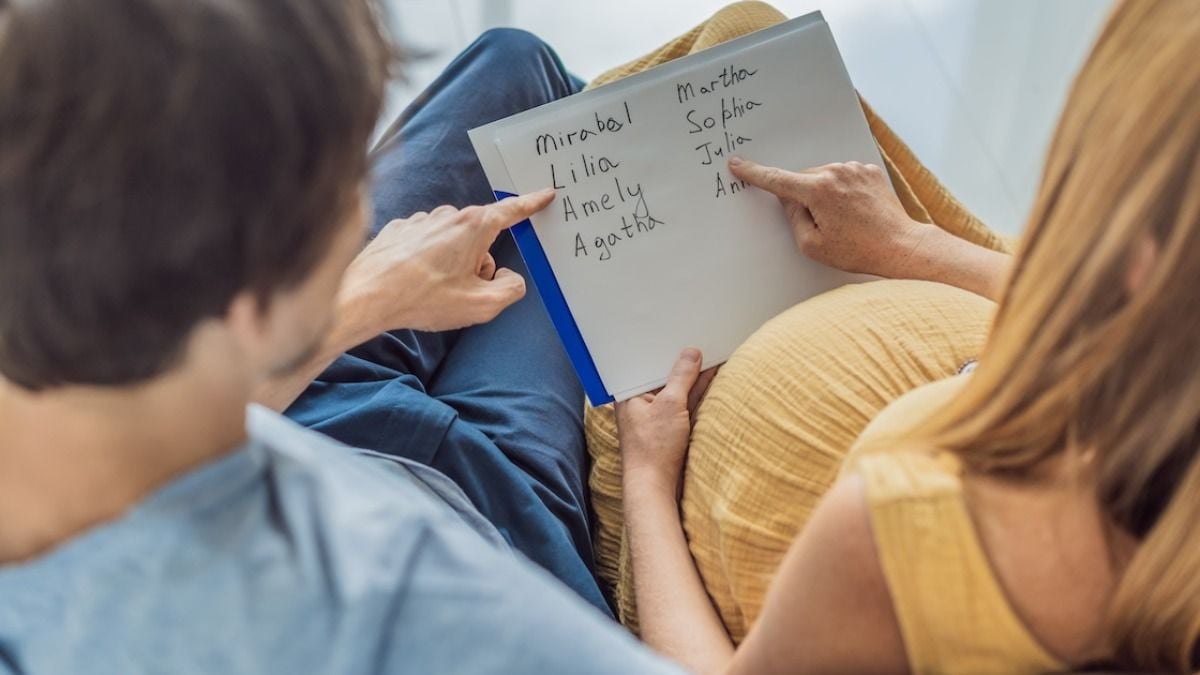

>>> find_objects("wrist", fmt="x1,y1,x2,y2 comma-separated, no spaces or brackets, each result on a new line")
330,282,389,351
336,233,429,335
623,465,683,503
888,219,945,280
622,473,685,540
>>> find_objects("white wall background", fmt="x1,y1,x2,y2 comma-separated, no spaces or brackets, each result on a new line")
380,0,1114,237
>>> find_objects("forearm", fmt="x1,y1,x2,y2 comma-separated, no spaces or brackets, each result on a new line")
624,474,735,675
892,223,1011,302
252,291,382,412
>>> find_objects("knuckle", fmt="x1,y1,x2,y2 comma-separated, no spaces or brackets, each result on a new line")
481,304,504,323
431,204,457,216
471,294,504,322
458,205,484,221
813,172,836,191
657,390,683,408
797,231,820,252
784,201,803,221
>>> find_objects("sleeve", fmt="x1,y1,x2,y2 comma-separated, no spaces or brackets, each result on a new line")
377,520,687,675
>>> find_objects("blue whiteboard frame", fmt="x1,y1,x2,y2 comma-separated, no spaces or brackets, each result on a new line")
495,190,614,406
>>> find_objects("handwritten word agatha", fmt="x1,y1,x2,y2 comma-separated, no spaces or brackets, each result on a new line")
674,63,764,198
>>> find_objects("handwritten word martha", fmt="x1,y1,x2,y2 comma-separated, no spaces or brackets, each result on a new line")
535,102,633,156
675,64,759,104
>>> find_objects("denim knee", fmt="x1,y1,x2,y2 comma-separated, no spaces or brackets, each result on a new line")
472,27,551,64
464,27,579,111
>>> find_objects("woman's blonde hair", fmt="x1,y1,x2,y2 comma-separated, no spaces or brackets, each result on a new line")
899,0,1200,670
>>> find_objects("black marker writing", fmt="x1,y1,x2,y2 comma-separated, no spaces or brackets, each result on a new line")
550,154,621,189
713,172,749,199
535,102,633,156
675,64,759,104
562,175,642,223
572,188,665,262
694,132,753,164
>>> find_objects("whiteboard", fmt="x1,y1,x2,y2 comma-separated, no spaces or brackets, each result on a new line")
470,12,881,404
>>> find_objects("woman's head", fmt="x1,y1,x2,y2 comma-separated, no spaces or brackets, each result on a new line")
908,0,1200,669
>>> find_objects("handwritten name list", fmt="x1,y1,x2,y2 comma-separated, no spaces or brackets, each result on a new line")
528,60,764,265
472,13,886,402
534,101,663,262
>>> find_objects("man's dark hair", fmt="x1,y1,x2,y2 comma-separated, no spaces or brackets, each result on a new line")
0,0,394,389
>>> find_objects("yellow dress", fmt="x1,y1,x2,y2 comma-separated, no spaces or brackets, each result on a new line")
583,1,1010,638
851,442,1066,673
607,358,1069,672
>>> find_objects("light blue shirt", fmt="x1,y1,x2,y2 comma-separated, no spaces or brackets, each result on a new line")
0,406,683,674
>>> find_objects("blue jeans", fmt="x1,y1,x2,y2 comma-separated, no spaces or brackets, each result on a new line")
284,30,610,614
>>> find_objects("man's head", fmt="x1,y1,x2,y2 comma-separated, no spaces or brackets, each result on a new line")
0,0,393,391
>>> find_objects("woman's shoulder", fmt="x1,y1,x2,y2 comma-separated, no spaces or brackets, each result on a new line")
845,390,968,506
852,447,964,506
840,374,971,477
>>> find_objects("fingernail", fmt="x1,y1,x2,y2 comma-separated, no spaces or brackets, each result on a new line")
537,187,556,196
728,156,743,166
681,348,701,362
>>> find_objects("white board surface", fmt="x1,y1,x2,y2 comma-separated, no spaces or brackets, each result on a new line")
470,12,881,403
